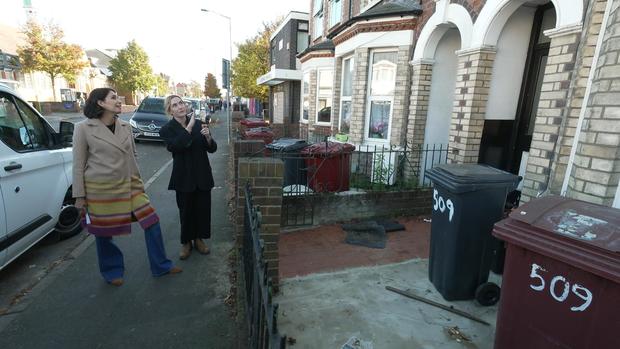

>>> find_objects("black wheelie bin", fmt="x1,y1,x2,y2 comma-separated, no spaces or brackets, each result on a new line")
266,138,309,186
426,164,519,305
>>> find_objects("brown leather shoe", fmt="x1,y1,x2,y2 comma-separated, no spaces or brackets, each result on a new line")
109,278,124,286
194,239,210,255
168,266,183,274
179,243,191,260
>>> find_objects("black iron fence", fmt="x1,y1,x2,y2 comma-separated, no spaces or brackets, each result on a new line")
269,142,450,227
269,142,450,195
243,183,286,349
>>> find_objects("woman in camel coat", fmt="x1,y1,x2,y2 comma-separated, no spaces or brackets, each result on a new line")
72,87,181,286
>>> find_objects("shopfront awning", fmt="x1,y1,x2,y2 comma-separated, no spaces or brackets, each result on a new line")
257,68,303,86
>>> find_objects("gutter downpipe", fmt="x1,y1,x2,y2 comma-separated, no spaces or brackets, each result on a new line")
560,0,613,196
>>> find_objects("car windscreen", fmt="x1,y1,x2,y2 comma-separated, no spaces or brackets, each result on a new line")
137,99,165,114
186,100,200,110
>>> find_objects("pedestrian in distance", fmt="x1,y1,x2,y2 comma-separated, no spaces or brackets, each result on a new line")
160,95,217,260
72,87,182,286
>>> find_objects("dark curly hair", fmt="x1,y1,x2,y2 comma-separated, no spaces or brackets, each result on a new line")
83,87,117,119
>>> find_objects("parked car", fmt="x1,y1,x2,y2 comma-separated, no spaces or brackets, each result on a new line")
0,84,80,270
184,98,207,122
129,97,170,142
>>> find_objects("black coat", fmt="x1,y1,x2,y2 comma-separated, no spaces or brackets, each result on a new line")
160,117,217,192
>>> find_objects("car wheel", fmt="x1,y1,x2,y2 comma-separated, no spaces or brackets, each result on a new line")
53,195,82,240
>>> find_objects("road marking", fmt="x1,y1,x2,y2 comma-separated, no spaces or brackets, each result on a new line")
144,159,173,189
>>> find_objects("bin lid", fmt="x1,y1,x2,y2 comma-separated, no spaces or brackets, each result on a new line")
266,138,308,152
244,127,273,134
301,141,355,157
493,195,620,283
426,164,520,193
510,195,620,252
240,118,269,126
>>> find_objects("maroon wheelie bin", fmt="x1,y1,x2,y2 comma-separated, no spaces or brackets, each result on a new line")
493,195,620,349
301,142,355,192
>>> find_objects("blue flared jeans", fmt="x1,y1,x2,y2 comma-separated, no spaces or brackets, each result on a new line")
94,222,173,282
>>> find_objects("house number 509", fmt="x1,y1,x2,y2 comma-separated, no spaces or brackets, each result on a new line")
529,263,593,312
433,189,454,222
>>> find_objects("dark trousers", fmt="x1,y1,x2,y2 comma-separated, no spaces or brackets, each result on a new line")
175,189,212,244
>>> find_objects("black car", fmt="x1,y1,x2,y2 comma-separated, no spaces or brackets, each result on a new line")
129,97,170,142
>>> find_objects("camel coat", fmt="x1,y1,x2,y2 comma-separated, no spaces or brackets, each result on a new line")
72,117,158,236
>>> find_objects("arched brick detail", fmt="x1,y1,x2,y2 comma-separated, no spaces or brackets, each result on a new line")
450,0,487,22
416,0,437,39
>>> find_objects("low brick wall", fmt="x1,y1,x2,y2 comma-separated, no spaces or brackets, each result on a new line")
283,189,433,226
237,157,284,285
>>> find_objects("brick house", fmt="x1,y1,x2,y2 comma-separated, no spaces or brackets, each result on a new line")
257,11,309,137
295,0,619,208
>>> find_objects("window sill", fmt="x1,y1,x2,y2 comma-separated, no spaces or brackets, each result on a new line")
315,122,332,127
328,21,341,31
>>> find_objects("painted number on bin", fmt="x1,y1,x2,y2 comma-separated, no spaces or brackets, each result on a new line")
529,263,593,312
433,189,454,222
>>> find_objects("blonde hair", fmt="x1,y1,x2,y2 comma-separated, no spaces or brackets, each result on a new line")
164,94,184,115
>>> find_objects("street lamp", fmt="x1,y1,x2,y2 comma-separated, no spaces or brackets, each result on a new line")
201,8,232,144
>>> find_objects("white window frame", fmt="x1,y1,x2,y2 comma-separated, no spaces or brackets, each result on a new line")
313,0,324,40
338,55,354,134
315,68,333,126
364,49,397,145
301,71,311,124
329,0,342,28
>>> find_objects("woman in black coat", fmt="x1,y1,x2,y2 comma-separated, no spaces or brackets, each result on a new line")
160,95,217,260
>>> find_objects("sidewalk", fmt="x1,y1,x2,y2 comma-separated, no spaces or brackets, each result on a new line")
0,111,244,349
275,219,500,349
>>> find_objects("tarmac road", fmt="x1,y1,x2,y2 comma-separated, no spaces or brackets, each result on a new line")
0,110,244,348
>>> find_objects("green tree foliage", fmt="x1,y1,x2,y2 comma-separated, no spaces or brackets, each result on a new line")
230,21,278,101
17,20,88,101
153,73,170,96
109,40,155,98
204,73,221,98
188,81,202,98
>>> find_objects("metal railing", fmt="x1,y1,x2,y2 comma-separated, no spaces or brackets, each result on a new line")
243,183,286,349
271,142,449,227
269,142,450,195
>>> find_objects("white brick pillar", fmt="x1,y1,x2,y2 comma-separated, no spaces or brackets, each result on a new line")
566,0,620,206
550,0,609,193
389,45,413,146
349,48,369,144
521,28,581,202
448,47,496,164
406,59,434,148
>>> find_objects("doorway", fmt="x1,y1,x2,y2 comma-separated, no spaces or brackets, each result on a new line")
479,4,556,175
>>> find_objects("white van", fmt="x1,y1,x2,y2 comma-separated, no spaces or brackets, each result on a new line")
0,84,80,270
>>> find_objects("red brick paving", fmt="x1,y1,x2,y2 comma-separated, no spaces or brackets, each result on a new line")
279,216,432,279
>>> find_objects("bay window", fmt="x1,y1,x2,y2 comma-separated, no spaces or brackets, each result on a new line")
313,0,324,39
316,69,333,124
339,56,354,134
365,50,397,141
302,71,310,122
330,0,342,28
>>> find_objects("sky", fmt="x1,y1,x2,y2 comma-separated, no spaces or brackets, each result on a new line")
0,0,310,87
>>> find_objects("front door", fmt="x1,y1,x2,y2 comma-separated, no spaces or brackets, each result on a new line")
509,5,554,174
510,47,549,173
